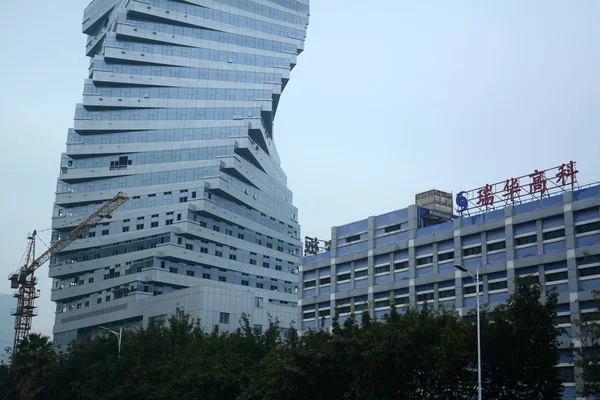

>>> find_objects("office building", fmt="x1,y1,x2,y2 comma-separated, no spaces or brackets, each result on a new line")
300,172,599,399
50,0,309,345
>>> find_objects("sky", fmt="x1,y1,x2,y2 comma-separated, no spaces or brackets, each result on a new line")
0,0,598,338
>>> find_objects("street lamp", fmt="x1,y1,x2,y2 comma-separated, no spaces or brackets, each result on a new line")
454,264,482,400
98,326,122,357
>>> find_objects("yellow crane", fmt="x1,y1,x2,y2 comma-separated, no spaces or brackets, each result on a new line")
9,192,128,351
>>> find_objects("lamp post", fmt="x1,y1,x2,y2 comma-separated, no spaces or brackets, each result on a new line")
454,264,482,400
98,326,122,357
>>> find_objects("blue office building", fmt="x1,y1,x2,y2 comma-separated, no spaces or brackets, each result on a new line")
300,184,600,399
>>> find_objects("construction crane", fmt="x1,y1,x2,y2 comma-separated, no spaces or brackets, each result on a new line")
9,192,128,351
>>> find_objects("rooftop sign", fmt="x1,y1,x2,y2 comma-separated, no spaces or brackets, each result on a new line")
456,161,579,217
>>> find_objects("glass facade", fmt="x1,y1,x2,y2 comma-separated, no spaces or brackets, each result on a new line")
50,0,309,344
301,185,600,399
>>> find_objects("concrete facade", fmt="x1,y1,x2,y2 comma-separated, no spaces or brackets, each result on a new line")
50,0,309,345
300,185,600,400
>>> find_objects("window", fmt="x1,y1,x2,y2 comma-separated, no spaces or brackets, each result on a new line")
577,221,600,235
554,315,571,325
319,277,331,285
580,266,600,278
136,224,144,230
417,292,434,302
304,281,316,288
375,300,390,308
270,285,278,291
345,234,361,243
185,244,193,250
242,280,249,286
166,219,173,225
186,270,195,277
229,254,237,260
488,281,508,291
416,256,433,266
84,301,89,307
558,367,575,383
169,267,178,274
546,271,568,282
215,251,223,257
355,270,368,278
384,224,402,233
338,273,351,281
151,222,158,228
263,262,270,268
255,297,263,308
105,295,110,302
375,265,390,274
219,312,230,324
462,246,482,257
200,247,208,254
543,229,565,241
238,233,244,239
464,284,483,295
395,261,409,270
102,230,109,236
122,226,130,232
88,277,94,284
213,225,220,232
515,235,537,246
438,252,454,261
253,324,263,335
202,273,211,279
219,276,226,282
487,241,506,252
250,259,257,265
439,289,455,298
200,221,207,228
256,282,264,289
97,298,102,304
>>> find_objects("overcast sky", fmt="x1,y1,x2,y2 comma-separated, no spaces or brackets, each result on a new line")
0,0,598,337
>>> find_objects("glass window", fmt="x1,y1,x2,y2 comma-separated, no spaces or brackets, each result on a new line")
515,234,537,246
219,312,229,324
254,296,263,308
577,221,600,234
462,246,482,257
543,229,565,241
487,241,506,252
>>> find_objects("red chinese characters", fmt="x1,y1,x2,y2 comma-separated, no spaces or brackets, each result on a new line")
529,170,547,195
503,178,521,202
477,184,494,207
556,161,579,186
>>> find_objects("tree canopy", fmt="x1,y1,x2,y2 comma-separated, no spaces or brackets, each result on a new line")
2,277,565,400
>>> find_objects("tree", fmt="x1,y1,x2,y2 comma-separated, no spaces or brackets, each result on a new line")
481,276,564,399
11,334,55,400
574,289,600,399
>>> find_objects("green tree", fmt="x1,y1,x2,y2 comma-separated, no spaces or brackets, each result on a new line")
481,276,564,399
574,289,600,399
12,334,55,400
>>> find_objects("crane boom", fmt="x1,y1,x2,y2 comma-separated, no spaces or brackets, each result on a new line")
9,191,128,351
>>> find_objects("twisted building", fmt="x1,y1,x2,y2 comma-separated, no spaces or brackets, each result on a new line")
49,0,309,345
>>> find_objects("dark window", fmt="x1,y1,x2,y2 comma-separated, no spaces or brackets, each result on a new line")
122,226,129,232
337,306,351,314
543,229,565,241
219,276,226,282
186,270,195,277
394,261,409,270
151,222,158,228
515,234,537,246
439,289,455,298
384,224,402,233
256,282,263,289
375,299,390,308
416,256,433,266
304,280,316,288
438,252,454,261
417,292,434,302
229,254,237,260
375,265,390,274
345,234,361,243
136,224,144,230
338,273,351,281
546,271,568,282
462,246,482,257
238,233,244,239
319,277,331,285
263,262,269,268
97,298,102,304
488,281,508,291
487,241,506,252
213,225,220,232
577,221,600,235
553,315,571,325
303,312,315,319
355,269,368,278
215,251,223,257
241,280,249,286
166,219,173,225
219,312,229,324
464,284,483,295
558,367,575,383
200,247,208,254
169,267,178,274
88,277,94,283
580,266,600,278
250,259,257,265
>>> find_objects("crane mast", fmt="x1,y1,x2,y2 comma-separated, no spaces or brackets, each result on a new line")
9,192,128,350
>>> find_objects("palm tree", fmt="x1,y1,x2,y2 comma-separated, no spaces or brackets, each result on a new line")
12,334,55,400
